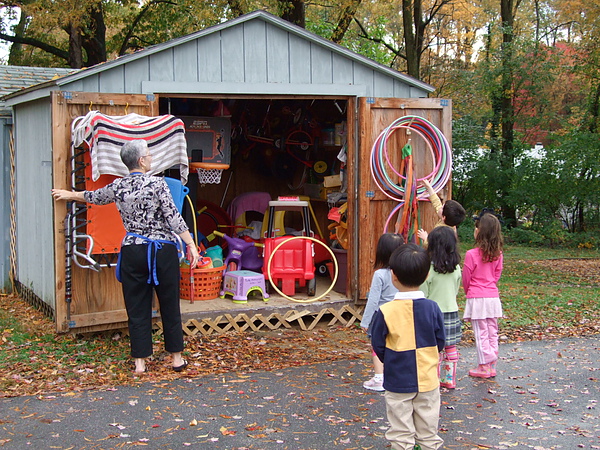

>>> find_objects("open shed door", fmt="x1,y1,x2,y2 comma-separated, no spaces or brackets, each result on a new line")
52,91,158,333
355,97,452,299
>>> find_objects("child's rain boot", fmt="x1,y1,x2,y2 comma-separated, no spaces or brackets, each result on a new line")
469,363,492,378
440,345,459,388
489,360,497,377
440,359,457,389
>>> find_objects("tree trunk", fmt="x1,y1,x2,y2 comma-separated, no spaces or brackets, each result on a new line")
82,3,107,66
499,0,517,227
279,0,305,28
68,23,84,69
331,0,362,44
402,0,419,78
7,12,28,65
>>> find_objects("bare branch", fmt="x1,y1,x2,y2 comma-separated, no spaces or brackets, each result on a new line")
353,18,406,61
0,31,69,61
118,0,176,55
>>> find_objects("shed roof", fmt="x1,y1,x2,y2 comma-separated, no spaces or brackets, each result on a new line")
4,10,434,103
0,65,77,113
0,65,77,96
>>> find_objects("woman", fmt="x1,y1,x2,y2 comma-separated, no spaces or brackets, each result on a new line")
52,139,200,374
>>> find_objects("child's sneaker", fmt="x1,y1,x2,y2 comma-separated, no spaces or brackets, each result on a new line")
363,376,384,391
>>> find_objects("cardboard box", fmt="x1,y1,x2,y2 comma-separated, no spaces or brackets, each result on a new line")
323,174,341,188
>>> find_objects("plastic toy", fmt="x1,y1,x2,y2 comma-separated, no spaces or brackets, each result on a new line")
212,230,263,273
261,199,317,296
221,270,269,303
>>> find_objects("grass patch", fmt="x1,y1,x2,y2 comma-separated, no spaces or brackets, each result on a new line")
458,244,600,339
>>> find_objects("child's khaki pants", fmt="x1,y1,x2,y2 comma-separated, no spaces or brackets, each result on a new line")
384,388,444,450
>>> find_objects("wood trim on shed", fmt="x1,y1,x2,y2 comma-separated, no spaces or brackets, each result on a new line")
51,91,158,332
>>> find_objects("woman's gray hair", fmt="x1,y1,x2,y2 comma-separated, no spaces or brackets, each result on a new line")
121,140,148,170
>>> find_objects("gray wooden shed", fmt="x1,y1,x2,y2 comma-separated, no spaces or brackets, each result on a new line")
4,10,452,334
0,66,76,293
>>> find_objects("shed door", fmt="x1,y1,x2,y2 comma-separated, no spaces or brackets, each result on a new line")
355,97,452,299
51,91,158,333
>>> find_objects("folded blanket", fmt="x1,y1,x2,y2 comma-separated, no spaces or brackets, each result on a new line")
72,111,189,184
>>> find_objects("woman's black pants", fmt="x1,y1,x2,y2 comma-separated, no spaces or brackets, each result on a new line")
120,243,184,358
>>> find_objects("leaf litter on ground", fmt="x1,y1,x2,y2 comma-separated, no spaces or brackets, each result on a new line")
0,255,598,398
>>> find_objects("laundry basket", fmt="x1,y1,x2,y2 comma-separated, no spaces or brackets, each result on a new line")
180,265,225,302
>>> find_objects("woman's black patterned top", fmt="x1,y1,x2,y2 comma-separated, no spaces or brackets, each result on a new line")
83,173,188,246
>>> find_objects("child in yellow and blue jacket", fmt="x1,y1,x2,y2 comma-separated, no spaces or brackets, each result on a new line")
371,243,445,450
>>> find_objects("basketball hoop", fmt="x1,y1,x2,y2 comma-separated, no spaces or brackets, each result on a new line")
191,162,229,185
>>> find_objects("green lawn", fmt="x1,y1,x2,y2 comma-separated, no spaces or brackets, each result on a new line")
459,245,600,338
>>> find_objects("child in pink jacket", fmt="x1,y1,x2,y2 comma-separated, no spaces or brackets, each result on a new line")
463,213,504,378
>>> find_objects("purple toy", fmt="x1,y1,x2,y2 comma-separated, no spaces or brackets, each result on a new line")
212,231,263,273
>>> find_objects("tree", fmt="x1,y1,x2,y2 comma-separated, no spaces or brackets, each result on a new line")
0,0,112,68
0,0,236,68
349,0,455,78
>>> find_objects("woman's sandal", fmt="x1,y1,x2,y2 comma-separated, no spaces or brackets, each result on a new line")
173,359,188,372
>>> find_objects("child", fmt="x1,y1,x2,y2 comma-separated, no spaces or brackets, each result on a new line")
463,212,504,378
417,178,466,243
371,244,445,450
420,226,462,389
361,233,405,391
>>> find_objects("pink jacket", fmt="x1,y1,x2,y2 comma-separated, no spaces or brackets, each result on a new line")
462,247,503,298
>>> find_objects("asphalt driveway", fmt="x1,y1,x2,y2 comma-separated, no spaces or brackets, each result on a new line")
1,335,599,449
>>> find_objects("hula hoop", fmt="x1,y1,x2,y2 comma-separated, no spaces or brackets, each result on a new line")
383,201,405,234
266,236,339,303
369,115,452,202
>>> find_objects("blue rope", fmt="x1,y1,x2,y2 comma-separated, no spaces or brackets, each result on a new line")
117,233,176,285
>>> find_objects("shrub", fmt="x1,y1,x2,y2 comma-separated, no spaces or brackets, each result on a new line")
568,232,598,249
457,219,475,244
506,228,545,246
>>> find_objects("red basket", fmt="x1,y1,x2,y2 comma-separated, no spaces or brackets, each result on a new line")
180,265,225,302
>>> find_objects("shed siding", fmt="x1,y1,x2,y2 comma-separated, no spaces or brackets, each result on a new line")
56,17,430,98
222,27,245,83
266,24,290,83
82,75,100,92
374,71,395,98
244,20,268,84
149,50,174,82
311,44,333,84
332,53,354,85
99,65,125,93
289,33,311,84
125,58,149,93
198,33,222,83
353,64,375,97
0,117,11,292
393,80,411,98
14,100,55,307
174,40,199,83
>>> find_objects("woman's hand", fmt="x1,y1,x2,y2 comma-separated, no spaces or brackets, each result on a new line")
51,189,84,202
187,245,201,269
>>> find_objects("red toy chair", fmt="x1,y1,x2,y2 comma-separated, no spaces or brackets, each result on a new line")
262,199,316,296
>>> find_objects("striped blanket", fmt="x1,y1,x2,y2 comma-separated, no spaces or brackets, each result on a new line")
72,111,189,184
